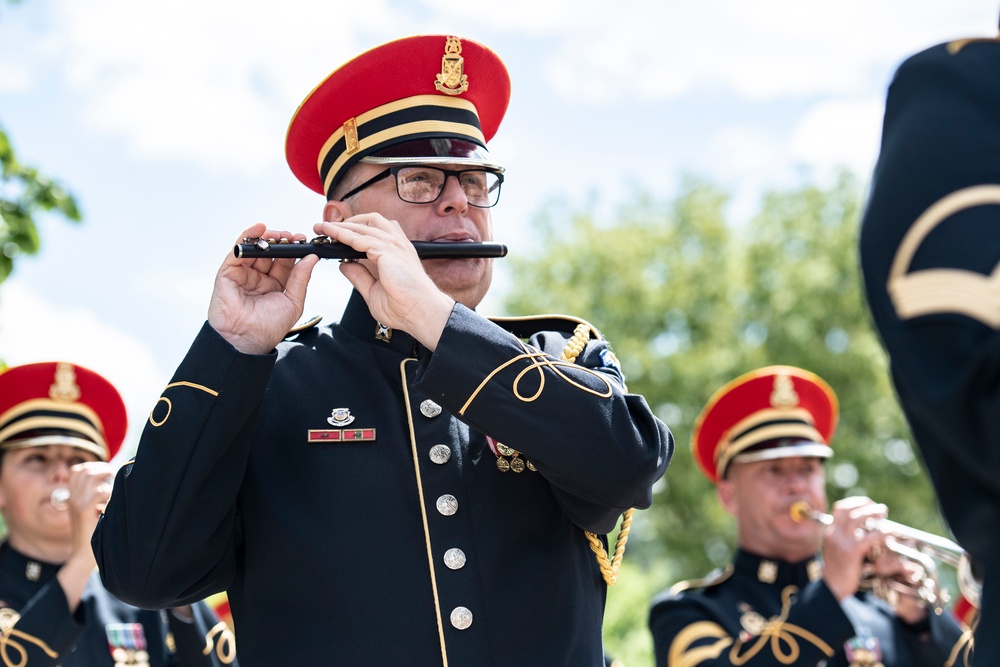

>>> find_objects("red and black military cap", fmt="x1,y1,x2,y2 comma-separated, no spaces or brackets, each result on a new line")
691,365,839,483
0,361,127,462
286,34,511,199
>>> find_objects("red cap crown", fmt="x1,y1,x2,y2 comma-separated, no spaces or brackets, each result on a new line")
691,365,839,483
286,34,511,198
0,362,127,462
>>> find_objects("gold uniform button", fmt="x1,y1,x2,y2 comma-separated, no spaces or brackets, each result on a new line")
436,494,458,516
420,399,443,418
443,548,466,570
450,606,473,630
429,444,452,464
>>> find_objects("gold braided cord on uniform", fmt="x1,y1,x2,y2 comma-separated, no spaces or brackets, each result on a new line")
558,323,637,586
457,341,613,416
0,626,60,666
729,586,834,665
202,622,237,664
946,622,975,667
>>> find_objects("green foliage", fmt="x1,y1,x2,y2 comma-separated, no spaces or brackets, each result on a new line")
503,171,944,665
0,125,82,286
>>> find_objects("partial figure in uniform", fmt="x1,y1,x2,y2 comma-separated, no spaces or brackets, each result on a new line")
858,20,1000,665
0,361,236,666
648,366,970,666
91,35,673,666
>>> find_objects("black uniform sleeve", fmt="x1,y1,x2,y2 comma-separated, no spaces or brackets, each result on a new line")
648,581,854,666
93,322,275,609
415,304,673,533
3,580,85,666
858,37,1000,663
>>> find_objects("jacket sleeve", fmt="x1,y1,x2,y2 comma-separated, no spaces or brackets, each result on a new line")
858,40,1000,574
93,323,275,609
648,582,854,666
415,304,672,533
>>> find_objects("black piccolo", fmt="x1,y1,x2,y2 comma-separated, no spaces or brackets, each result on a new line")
234,237,508,260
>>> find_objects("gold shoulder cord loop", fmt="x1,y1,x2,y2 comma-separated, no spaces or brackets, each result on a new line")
560,323,636,586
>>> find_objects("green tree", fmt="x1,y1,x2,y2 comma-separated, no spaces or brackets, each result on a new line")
0,125,81,288
1,0,81,293
503,172,943,666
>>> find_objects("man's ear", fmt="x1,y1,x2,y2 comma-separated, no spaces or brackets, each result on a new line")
324,199,351,222
717,478,738,517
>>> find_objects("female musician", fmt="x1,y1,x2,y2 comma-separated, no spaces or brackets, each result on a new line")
0,361,235,666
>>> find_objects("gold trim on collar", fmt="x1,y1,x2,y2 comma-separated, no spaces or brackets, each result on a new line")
757,560,777,583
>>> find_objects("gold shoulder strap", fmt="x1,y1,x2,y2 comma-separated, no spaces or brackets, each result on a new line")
560,322,636,586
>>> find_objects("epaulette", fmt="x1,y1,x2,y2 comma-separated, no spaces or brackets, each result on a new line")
667,564,734,596
285,314,323,340
489,314,601,341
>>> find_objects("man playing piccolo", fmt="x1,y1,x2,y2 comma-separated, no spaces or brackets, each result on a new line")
92,34,672,666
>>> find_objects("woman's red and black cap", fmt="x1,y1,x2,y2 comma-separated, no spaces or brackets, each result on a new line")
0,361,127,462
285,34,511,199
691,365,839,483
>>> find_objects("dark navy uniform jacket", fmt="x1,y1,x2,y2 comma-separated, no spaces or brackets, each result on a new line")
858,34,1000,663
0,542,235,666
93,291,673,666
649,549,970,666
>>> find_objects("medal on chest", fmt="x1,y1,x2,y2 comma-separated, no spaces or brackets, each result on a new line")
307,407,376,443
106,623,150,667
844,630,884,667
486,436,536,473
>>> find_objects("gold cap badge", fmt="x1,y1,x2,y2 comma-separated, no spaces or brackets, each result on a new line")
435,36,469,96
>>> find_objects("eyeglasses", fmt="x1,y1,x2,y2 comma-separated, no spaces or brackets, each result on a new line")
339,166,504,208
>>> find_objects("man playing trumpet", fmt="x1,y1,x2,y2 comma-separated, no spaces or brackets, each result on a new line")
648,365,969,666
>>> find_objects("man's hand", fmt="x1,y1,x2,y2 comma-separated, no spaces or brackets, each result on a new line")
316,216,453,351
208,223,320,355
821,496,888,601
58,461,116,610
870,547,930,624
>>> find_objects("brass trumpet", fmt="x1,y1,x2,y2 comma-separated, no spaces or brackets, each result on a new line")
790,500,981,611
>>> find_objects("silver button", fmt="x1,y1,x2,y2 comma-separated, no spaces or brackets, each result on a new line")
450,606,473,630
436,494,458,516
420,399,442,418
443,548,466,570
429,444,452,464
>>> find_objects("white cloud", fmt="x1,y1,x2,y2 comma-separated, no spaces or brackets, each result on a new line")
518,0,998,104
23,0,420,173
789,97,884,177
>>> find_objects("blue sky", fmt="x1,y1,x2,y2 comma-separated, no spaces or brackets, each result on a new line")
1,0,997,458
